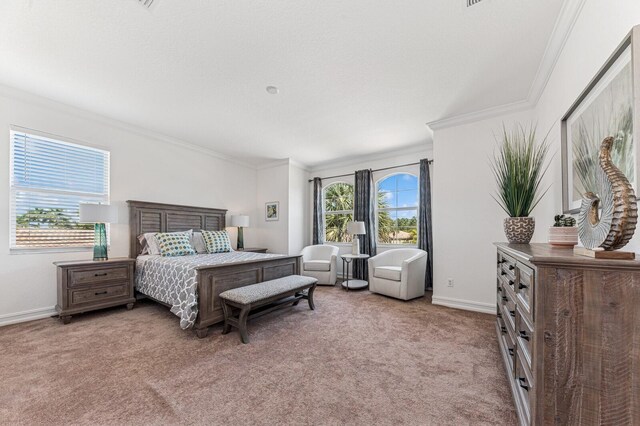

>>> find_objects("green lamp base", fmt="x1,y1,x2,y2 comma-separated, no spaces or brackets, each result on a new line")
237,227,244,250
93,223,108,261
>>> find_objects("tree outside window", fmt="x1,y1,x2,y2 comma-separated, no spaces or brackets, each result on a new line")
323,182,354,243
377,174,418,245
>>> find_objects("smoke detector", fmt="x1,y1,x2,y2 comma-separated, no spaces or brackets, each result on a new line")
467,0,483,6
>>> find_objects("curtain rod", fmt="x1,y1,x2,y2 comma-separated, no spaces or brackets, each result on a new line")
307,159,433,183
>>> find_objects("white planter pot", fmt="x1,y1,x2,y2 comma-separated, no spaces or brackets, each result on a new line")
548,226,578,247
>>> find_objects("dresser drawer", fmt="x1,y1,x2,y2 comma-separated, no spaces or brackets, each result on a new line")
70,282,130,306
515,350,534,425
69,265,130,287
516,306,534,370
497,317,516,377
516,262,535,320
500,296,517,336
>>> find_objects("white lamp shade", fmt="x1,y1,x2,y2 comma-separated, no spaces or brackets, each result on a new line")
79,203,118,224
347,221,366,235
230,215,250,228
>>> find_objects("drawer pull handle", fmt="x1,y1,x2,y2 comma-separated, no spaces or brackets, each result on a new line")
519,283,528,290
501,326,507,334
519,331,530,341
508,348,514,356
496,312,502,318
500,271,506,276
94,273,108,277
502,296,508,302
518,377,529,391
508,280,515,286
509,310,516,317
95,291,108,296
508,265,515,271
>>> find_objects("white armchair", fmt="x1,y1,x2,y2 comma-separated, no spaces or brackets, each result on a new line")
368,249,428,300
300,245,339,285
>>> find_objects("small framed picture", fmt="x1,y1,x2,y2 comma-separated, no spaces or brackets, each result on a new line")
265,201,279,221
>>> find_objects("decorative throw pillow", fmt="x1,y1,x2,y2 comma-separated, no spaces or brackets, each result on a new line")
138,232,162,255
201,230,232,253
154,231,196,257
191,232,208,254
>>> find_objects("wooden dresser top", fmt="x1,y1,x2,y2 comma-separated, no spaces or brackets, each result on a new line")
494,242,640,270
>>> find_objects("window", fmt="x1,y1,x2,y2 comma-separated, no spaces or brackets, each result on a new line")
376,173,418,245
10,130,110,250
323,182,354,243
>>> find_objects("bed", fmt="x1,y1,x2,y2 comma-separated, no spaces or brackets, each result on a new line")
128,200,301,338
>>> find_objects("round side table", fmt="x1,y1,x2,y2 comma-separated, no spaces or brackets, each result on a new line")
340,253,370,290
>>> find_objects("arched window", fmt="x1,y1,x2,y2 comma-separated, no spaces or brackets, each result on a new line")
323,182,354,243
376,173,418,245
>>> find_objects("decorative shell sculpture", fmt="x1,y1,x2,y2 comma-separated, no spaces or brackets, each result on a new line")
577,136,638,250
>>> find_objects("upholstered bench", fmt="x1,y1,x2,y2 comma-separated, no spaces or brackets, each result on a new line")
219,275,318,343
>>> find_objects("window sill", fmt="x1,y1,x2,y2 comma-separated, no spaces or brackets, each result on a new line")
10,246,94,255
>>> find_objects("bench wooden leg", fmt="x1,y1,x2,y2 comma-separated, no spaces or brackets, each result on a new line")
195,327,209,339
307,284,316,310
238,305,251,344
221,300,231,335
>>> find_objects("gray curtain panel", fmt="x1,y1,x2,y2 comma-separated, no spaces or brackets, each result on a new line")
418,159,433,290
353,169,377,280
312,177,324,245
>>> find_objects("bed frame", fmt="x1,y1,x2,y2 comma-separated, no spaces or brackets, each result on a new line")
127,200,301,338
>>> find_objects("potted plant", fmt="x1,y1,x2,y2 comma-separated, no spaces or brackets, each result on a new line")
548,214,578,247
490,124,551,244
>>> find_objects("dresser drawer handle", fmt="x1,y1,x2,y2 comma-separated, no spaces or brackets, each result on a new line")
508,265,515,271
508,280,514,286
502,296,508,302
509,310,516,317
94,273,108,277
500,271,506,276
501,326,507,334
496,312,502,318
518,377,529,391
508,348,514,356
95,291,108,296
519,331,530,341
519,283,528,290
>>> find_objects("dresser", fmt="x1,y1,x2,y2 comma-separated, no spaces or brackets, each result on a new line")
55,258,136,324
495,243,640,425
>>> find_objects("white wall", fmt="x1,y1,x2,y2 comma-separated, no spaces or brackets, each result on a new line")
0,87,258,325
308,145,432,276
255,162,290,255
431,0,640,313
288,162,310,256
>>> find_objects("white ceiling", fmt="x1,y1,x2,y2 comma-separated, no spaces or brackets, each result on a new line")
0,0,564,167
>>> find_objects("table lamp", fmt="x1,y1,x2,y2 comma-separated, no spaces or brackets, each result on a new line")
79,203,118,261
230,215,250,250
347,221,366,255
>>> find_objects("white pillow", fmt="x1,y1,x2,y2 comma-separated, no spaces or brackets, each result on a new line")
192,232,207,254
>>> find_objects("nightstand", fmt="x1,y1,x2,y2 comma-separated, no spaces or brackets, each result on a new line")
237,247,268,253
54,258,136,324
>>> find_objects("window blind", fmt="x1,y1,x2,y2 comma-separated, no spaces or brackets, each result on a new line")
10,130,110,250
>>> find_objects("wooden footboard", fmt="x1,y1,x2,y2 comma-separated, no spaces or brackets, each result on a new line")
194,255,301,337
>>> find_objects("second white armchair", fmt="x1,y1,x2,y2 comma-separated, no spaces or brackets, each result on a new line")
300,244,339,285
368,248,428,300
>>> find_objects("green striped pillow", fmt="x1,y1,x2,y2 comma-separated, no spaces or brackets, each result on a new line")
201,230,232,253
155,231,196,257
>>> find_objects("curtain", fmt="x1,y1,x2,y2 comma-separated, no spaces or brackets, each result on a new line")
418,159,433,290
353,169,376,280
312,177,324,245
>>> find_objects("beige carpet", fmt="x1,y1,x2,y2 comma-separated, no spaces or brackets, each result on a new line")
0,286,516,425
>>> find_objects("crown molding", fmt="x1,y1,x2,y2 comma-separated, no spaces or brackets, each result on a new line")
0,83,256,169
255,158,291,170
426,99,533,131
309,142,432,174
427,0,587,132
527,0,587,104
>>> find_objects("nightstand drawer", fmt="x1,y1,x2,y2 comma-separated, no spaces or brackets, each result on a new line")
70,282,130,305
69,266,129,287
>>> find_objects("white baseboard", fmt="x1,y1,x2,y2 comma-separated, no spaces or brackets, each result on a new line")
432,296,496,315
0,306,57,327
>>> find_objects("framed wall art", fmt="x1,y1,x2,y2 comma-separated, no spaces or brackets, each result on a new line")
265,201,279,221
561,25,640,213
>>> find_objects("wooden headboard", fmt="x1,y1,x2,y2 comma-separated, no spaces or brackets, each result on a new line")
127,200,227,258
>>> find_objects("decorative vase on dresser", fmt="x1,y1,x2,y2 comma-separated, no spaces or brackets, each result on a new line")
495,242,640,425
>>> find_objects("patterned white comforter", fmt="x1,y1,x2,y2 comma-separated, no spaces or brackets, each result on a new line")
135,252,286,329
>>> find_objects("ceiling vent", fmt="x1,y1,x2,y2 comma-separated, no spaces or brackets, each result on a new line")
467,0,483,6
138,0,154,8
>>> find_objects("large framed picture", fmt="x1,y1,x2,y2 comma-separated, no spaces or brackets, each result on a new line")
265,201,279,221
561,25,640,213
